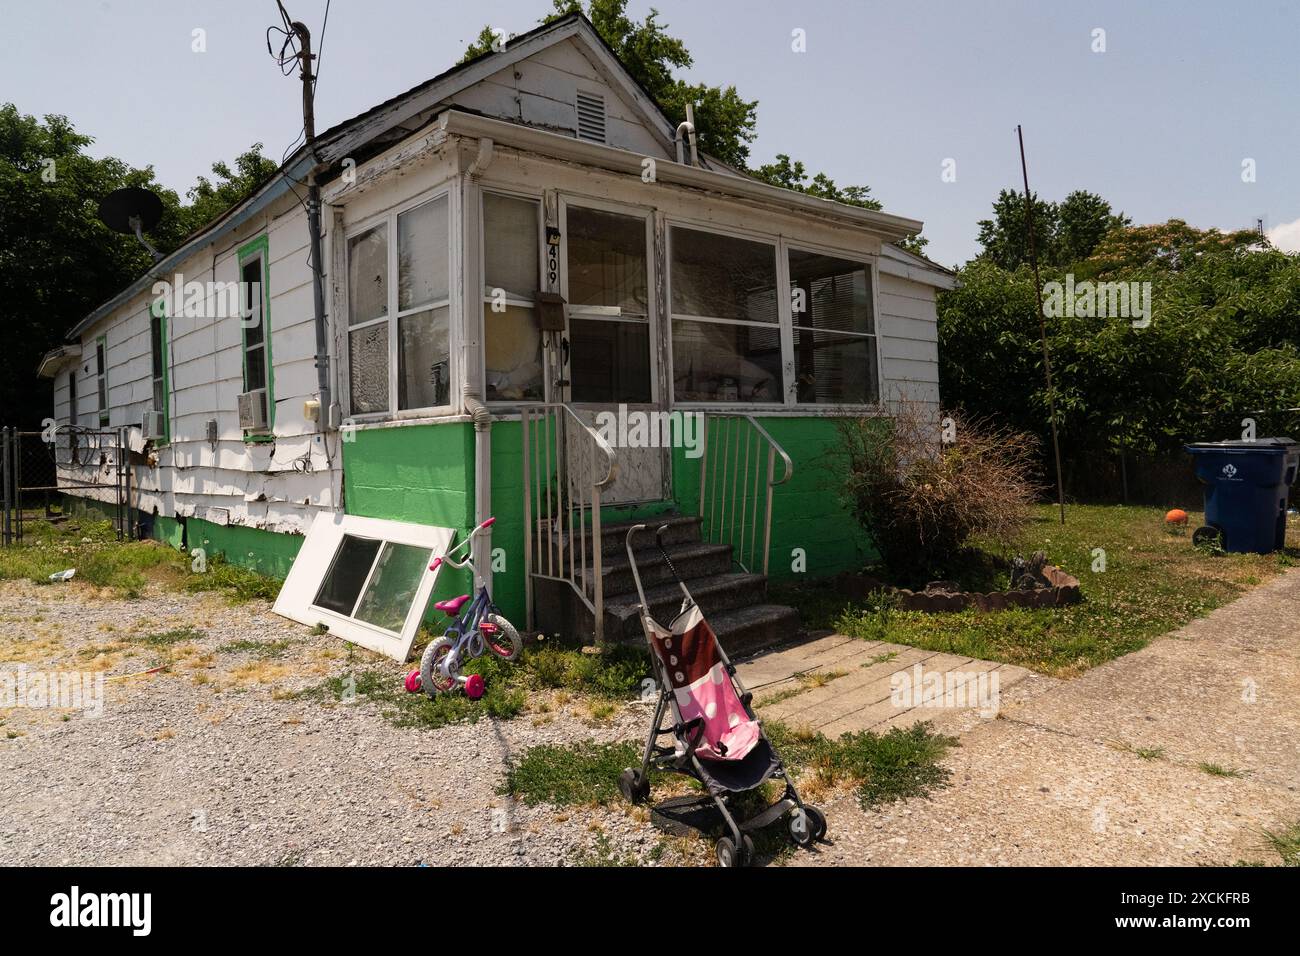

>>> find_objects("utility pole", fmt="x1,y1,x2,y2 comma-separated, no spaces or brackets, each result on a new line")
1017,125,1066,525
273,1,332,432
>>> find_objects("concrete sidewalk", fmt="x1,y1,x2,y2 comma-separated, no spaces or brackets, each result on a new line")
738,633,1032,736
780,567,1300,866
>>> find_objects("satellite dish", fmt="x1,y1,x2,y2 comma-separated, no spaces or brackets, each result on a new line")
98,186,165,261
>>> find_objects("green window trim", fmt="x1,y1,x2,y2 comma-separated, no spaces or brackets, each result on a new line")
150,297,171,445
95,333,109,426
238,234,275,442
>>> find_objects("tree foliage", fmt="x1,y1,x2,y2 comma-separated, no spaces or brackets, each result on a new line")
0,103,275,426
976,188,1131,270
939,218,1300,487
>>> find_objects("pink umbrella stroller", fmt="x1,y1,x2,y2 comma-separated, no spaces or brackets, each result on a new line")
617,524,827,866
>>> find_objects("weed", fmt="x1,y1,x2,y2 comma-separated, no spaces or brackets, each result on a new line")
1261,821,1300,866
135,627,203,647
1199,762,1249,778
503,741,647,806
218,638,294,659
297,668,524,730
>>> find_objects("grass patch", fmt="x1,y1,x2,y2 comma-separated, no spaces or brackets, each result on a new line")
218,638,294,659
756,668,847,706
134,627,204,647
1199,762,1249,778
0,517,289,604
1262,821,1300,866
779,504,1299,677
297,668,525,730
183,556,282,603
0,518,188,597
504,741,648,806
765,720,958,810
503,720,956,814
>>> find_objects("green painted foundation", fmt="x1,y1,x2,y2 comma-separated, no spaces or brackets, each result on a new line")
185,517,301,580
62,494,301,579
342,421,479,616
62,415,878,633
671,416,878,581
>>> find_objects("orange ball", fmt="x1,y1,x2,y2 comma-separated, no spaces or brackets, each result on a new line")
1165,509,1188,525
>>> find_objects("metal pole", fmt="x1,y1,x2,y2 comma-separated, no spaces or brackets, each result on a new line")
1018,124,1067,525
2,427,11,546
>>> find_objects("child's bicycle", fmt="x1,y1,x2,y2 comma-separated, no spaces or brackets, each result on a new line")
403,517,522,700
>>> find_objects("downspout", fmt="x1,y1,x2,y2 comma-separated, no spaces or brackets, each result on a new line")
464,137,496,590
464,384,493,590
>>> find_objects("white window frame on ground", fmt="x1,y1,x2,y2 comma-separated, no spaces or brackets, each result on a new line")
559,194,658,406
272,513,456,661
343,189,455,421
665,218,886,411
479,187,547,406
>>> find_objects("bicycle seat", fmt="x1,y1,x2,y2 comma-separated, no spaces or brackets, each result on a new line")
435,594,471,616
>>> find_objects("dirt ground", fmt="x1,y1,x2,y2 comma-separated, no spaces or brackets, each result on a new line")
2,568,1297,867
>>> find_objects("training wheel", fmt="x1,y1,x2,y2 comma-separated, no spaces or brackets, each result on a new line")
464,673,485,700
403,671,422,693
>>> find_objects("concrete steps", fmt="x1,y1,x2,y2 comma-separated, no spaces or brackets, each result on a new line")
531,512,803,653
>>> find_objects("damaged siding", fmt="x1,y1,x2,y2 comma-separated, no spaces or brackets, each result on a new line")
55,187,342,536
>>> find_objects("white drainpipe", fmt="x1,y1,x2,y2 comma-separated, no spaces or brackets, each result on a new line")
463,383,493,590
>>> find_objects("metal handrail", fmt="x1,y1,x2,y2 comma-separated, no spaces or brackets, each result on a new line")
698,414,793,576
521,403,619,643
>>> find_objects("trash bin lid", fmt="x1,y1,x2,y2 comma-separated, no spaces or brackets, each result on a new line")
1186,436,1297,451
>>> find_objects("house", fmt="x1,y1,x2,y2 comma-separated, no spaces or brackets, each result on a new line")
38,12,954,657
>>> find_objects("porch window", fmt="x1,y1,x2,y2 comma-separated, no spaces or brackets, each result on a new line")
67,368,77,427
482,193,543,402
669,227,781,403
566,205,651,403
788,249,879,404
346,194,451,415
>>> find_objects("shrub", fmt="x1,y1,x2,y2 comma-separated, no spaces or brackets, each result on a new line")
834,402,1041,587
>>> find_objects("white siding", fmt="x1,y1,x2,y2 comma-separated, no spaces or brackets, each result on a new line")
877,271,941,407
56,188,343,534
448,38,670,158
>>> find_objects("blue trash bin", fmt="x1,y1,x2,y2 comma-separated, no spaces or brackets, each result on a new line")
1184,437,1299,553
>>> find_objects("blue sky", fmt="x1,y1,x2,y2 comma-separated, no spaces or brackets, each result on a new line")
3,0,1297,265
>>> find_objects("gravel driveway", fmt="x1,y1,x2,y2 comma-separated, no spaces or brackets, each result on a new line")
0,580,660,866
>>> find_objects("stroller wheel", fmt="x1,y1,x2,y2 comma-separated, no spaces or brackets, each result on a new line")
618,768,650,805
715,836,739,867
716,835,753,867
789,805,827,847
788,808,814,847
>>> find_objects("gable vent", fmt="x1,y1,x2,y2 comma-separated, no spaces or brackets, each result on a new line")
575,90,607,144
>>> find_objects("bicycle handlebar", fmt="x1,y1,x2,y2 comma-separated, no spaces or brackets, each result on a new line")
428,516,496,572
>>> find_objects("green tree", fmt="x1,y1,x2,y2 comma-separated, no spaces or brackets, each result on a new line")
977,188,1128,270
0,103,277,427
180,145,279,235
